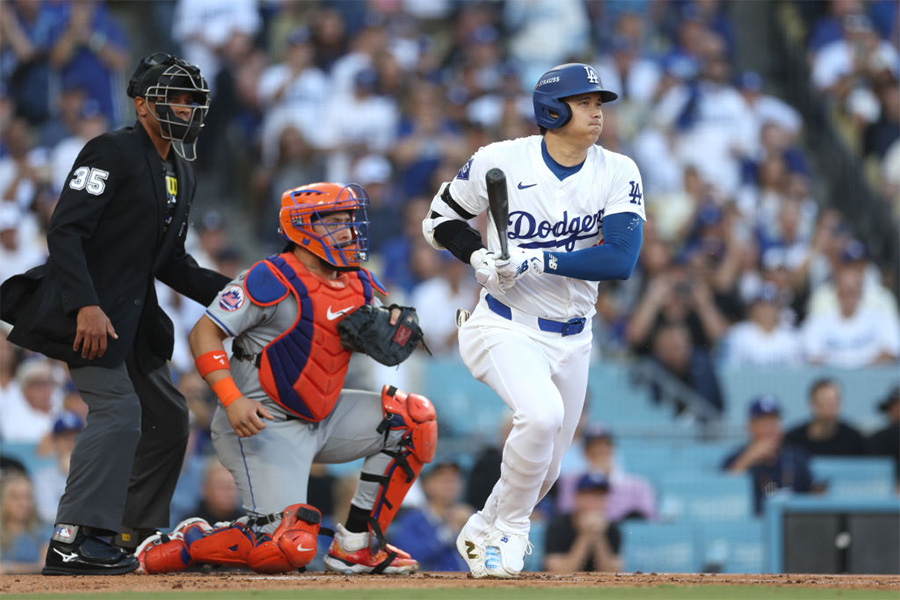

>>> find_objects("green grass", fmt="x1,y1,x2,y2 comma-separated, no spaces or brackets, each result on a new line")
3,587,897,600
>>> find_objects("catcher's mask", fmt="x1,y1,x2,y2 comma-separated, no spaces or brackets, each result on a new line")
278,182,370,270
127,51,210,161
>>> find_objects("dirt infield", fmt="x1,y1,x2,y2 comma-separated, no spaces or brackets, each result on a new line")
3,572,899,595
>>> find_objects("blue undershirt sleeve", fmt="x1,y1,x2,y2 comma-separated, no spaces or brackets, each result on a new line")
544,212,643,281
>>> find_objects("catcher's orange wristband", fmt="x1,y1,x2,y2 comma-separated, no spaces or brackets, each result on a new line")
195,350,230,378
211,377,242,407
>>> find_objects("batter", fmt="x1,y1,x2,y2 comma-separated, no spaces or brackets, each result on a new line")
422,63,646,578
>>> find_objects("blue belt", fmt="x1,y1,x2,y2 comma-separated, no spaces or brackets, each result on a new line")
485,294,587,337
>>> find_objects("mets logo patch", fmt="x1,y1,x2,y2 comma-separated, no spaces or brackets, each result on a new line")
218,285,245,311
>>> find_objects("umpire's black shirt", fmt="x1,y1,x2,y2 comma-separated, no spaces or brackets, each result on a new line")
1,122,229,371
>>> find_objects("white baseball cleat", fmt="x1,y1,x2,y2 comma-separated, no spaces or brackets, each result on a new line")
483,528,532,578
455,520,487,578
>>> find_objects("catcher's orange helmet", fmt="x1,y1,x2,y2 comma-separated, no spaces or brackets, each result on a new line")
278,182,370,269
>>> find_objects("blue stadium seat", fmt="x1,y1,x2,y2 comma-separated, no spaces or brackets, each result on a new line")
696,520,765,574
810,456,895,499
620,521,699,573
657,473,753,522
587,364,672,427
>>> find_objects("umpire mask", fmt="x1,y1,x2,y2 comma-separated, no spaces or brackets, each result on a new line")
127,52,210,161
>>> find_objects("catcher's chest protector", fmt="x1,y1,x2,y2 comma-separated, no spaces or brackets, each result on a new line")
247,253,376,421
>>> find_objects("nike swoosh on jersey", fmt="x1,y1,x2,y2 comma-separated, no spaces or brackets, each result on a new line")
517,182,537,190
326,306,354,321
53,548,79,563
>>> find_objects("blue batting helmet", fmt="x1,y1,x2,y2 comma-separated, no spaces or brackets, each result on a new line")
533,63,618,130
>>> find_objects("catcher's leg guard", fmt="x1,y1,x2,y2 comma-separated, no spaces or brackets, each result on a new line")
369,385,437,534
135,533,192,574
188,519,256,567
247,504,321,573
135,517,210,575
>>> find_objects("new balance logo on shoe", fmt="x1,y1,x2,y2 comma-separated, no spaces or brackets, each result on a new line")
53,548,79,563
465,541,478,559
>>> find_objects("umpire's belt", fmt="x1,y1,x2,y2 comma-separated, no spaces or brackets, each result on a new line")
232,345,261,368
485,294,586,337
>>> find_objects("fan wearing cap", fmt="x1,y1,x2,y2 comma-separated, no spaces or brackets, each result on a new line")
722,282,802,367
784,378,866,457
0,52,230,576
544,472,622,573
722,395,814,515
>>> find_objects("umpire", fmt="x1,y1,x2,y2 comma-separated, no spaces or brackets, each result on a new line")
0,52,229,575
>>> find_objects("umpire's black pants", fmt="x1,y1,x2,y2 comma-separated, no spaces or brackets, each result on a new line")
58,354,189,533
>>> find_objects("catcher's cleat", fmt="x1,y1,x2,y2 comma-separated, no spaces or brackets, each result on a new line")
323,523,418,575
456,518,488,578
483,527,532,579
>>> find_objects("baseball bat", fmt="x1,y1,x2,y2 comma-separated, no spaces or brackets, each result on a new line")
485,168,510,260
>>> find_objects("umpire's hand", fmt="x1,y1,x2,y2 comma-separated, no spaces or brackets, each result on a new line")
74,305,118,359
225,396,274,438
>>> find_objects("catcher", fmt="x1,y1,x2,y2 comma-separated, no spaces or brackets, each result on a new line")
136,182,435,575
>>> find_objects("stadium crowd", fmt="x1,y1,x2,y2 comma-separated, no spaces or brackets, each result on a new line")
1,0,898,574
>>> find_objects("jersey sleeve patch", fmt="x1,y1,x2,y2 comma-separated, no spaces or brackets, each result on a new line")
244,261,290,306
217,285,245,311
456,157,474,181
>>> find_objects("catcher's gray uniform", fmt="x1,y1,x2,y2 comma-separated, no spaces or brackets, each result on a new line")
205,269,404,532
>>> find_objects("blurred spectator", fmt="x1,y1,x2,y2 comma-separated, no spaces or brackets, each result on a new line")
866,385,900,488
388,461,469,571
735,71,802,148
556,425,657,522
189,459,243,525
0,0,67,125
721,282,803,367
723,395,814,514
784,378,866,456
33,411,84,524
649,321,724,416
811,13,899,130
409,252,479,356
38,81,89,151
544,472,622,573
0,202,46,284
595,34,662,110
172,0,261,95
0,359,62,443
504,0,590,83
48,0,130,127
802,263,900,367
377,197,433,298
0,116,48,230
653,31,754,197
319,67,399,183
807,239,899,318
0,471,47,574
0,328,24,397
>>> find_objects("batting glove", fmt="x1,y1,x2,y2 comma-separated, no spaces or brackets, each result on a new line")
470,248,514,294
495,248,545,283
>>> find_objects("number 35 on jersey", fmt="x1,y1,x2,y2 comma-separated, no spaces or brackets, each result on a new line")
69,166,109,196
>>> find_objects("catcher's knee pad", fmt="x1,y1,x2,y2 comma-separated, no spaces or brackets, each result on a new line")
136,534,192,574
369,385,437,533
188,520,256,567
247,534,294,574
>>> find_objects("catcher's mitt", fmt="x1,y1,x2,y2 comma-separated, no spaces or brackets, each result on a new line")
337,304,429,366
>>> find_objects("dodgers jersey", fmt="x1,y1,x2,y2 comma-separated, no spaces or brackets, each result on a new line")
446,135,646,321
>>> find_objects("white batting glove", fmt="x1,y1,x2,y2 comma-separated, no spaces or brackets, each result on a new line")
470,248,514,294
495,248,545,283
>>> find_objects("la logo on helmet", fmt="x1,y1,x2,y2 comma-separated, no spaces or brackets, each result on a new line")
584,66,599,84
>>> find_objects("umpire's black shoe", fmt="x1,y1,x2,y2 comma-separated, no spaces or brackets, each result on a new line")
42,524,140,576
